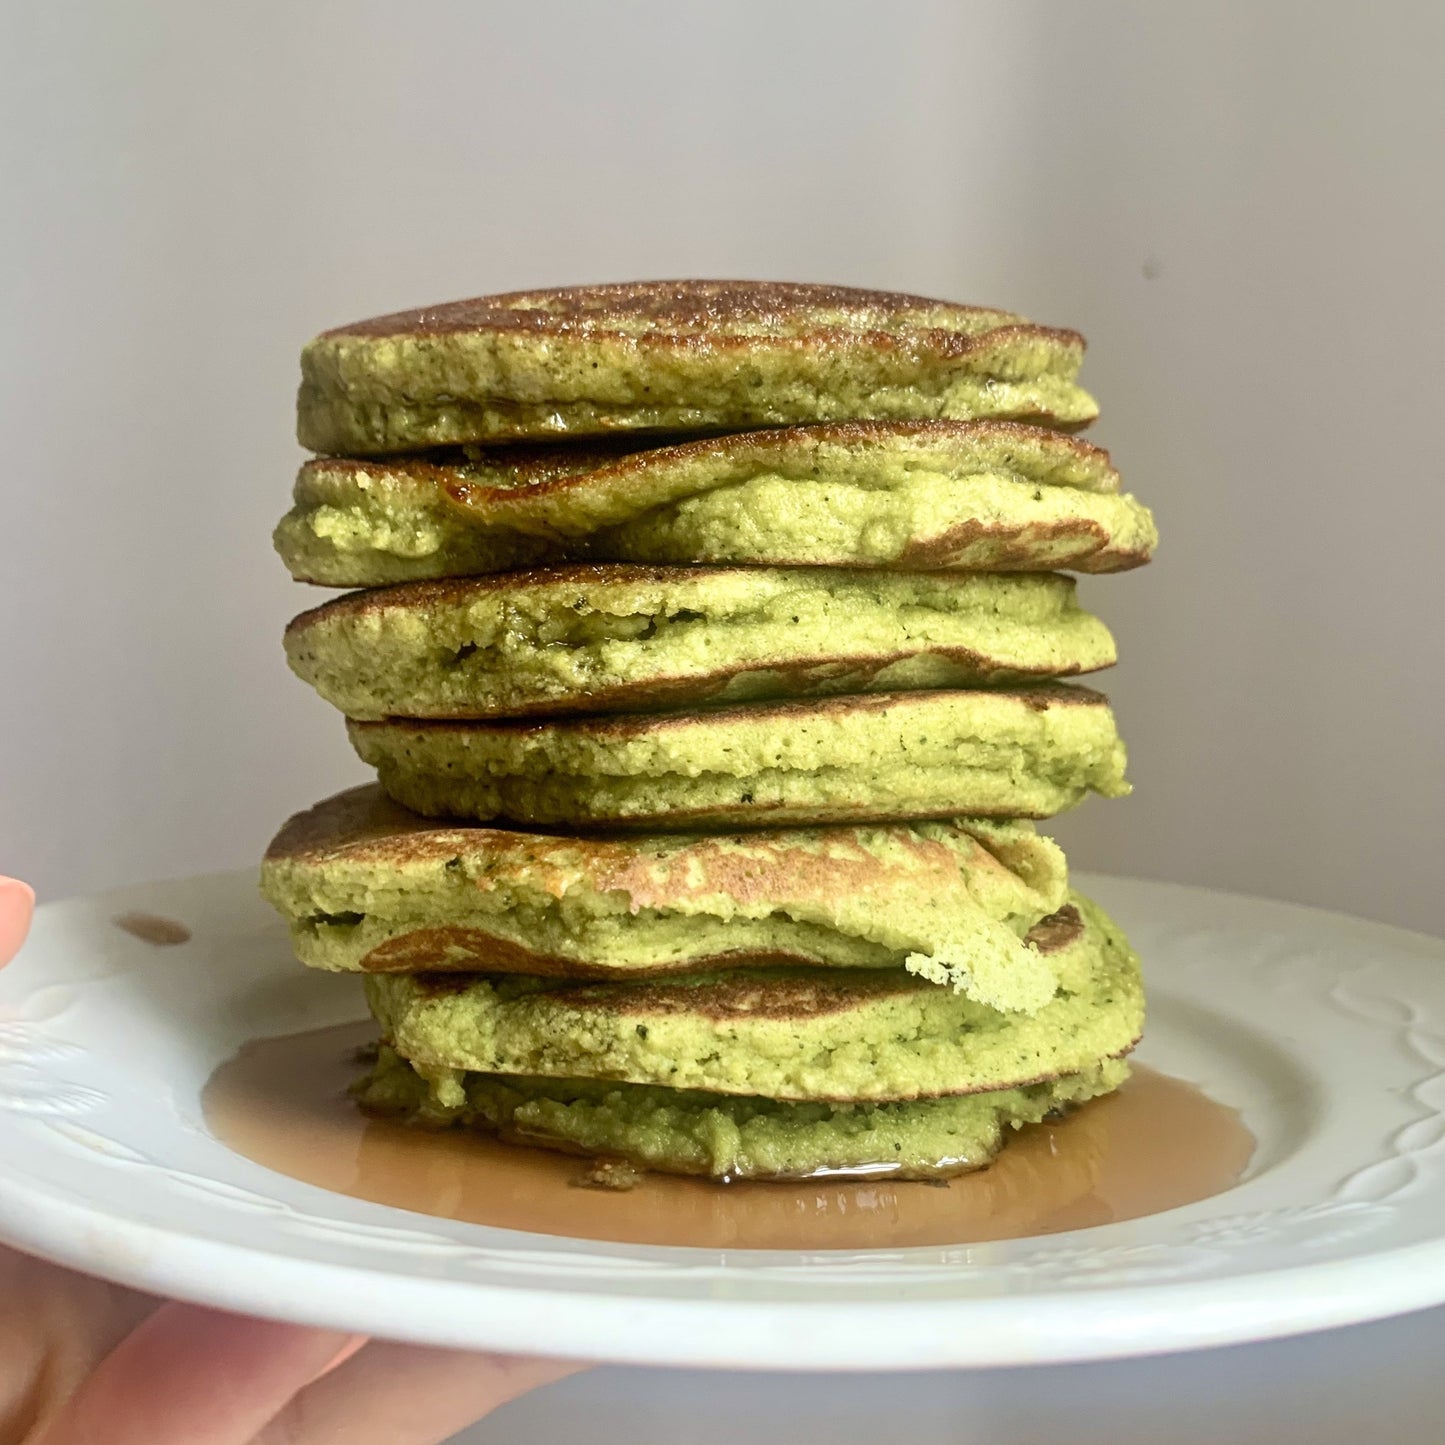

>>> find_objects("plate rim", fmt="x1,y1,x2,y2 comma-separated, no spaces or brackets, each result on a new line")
9,1175,1445,1371
4,868,1445,1370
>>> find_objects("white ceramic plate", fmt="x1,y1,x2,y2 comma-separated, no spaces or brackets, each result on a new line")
2,870,1444,1371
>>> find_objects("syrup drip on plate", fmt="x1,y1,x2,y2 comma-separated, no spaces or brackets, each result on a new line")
113,912,192,946
205,1021,1253,1251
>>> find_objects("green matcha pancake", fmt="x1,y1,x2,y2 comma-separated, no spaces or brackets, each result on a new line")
347,683,1129,829
261,785,1070,1008
285,566,1117,720
275,421,1156,586
364,893,1142,1105
297,281,1098,454
354,1044,1129,1181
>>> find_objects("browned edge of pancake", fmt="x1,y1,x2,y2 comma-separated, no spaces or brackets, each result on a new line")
360,901,1082,980
363,652,1100,720
347,680,1112,742
284,563,1080,632
403,905,1083,1012
317,280,1071,350
893,516,1148,573
299,419,1116,504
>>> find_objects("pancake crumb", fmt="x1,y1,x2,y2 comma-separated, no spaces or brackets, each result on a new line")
575,1157,646,1191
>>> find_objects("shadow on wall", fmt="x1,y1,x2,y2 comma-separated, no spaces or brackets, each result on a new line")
984,3,1442,932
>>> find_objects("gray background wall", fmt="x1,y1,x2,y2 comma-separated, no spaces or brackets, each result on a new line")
2,0,1441,933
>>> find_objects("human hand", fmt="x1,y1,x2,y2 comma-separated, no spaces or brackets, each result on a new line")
0,877,583,1444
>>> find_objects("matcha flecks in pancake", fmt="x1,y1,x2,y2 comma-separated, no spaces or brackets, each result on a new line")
297,281,1098,454
274,422,1156,587
347,683,1130,830
259,786,1070,1010
364,893,1144,1104
283,566,1117,721
354,1044,1130,1182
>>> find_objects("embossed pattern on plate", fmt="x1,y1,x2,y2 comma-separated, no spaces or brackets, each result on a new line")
1,871,1444,1368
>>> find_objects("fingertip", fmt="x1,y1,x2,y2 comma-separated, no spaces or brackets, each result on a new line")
0,877,35,967
0,876,36,910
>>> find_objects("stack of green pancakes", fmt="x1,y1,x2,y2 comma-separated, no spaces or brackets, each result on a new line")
262,281,1155,1182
